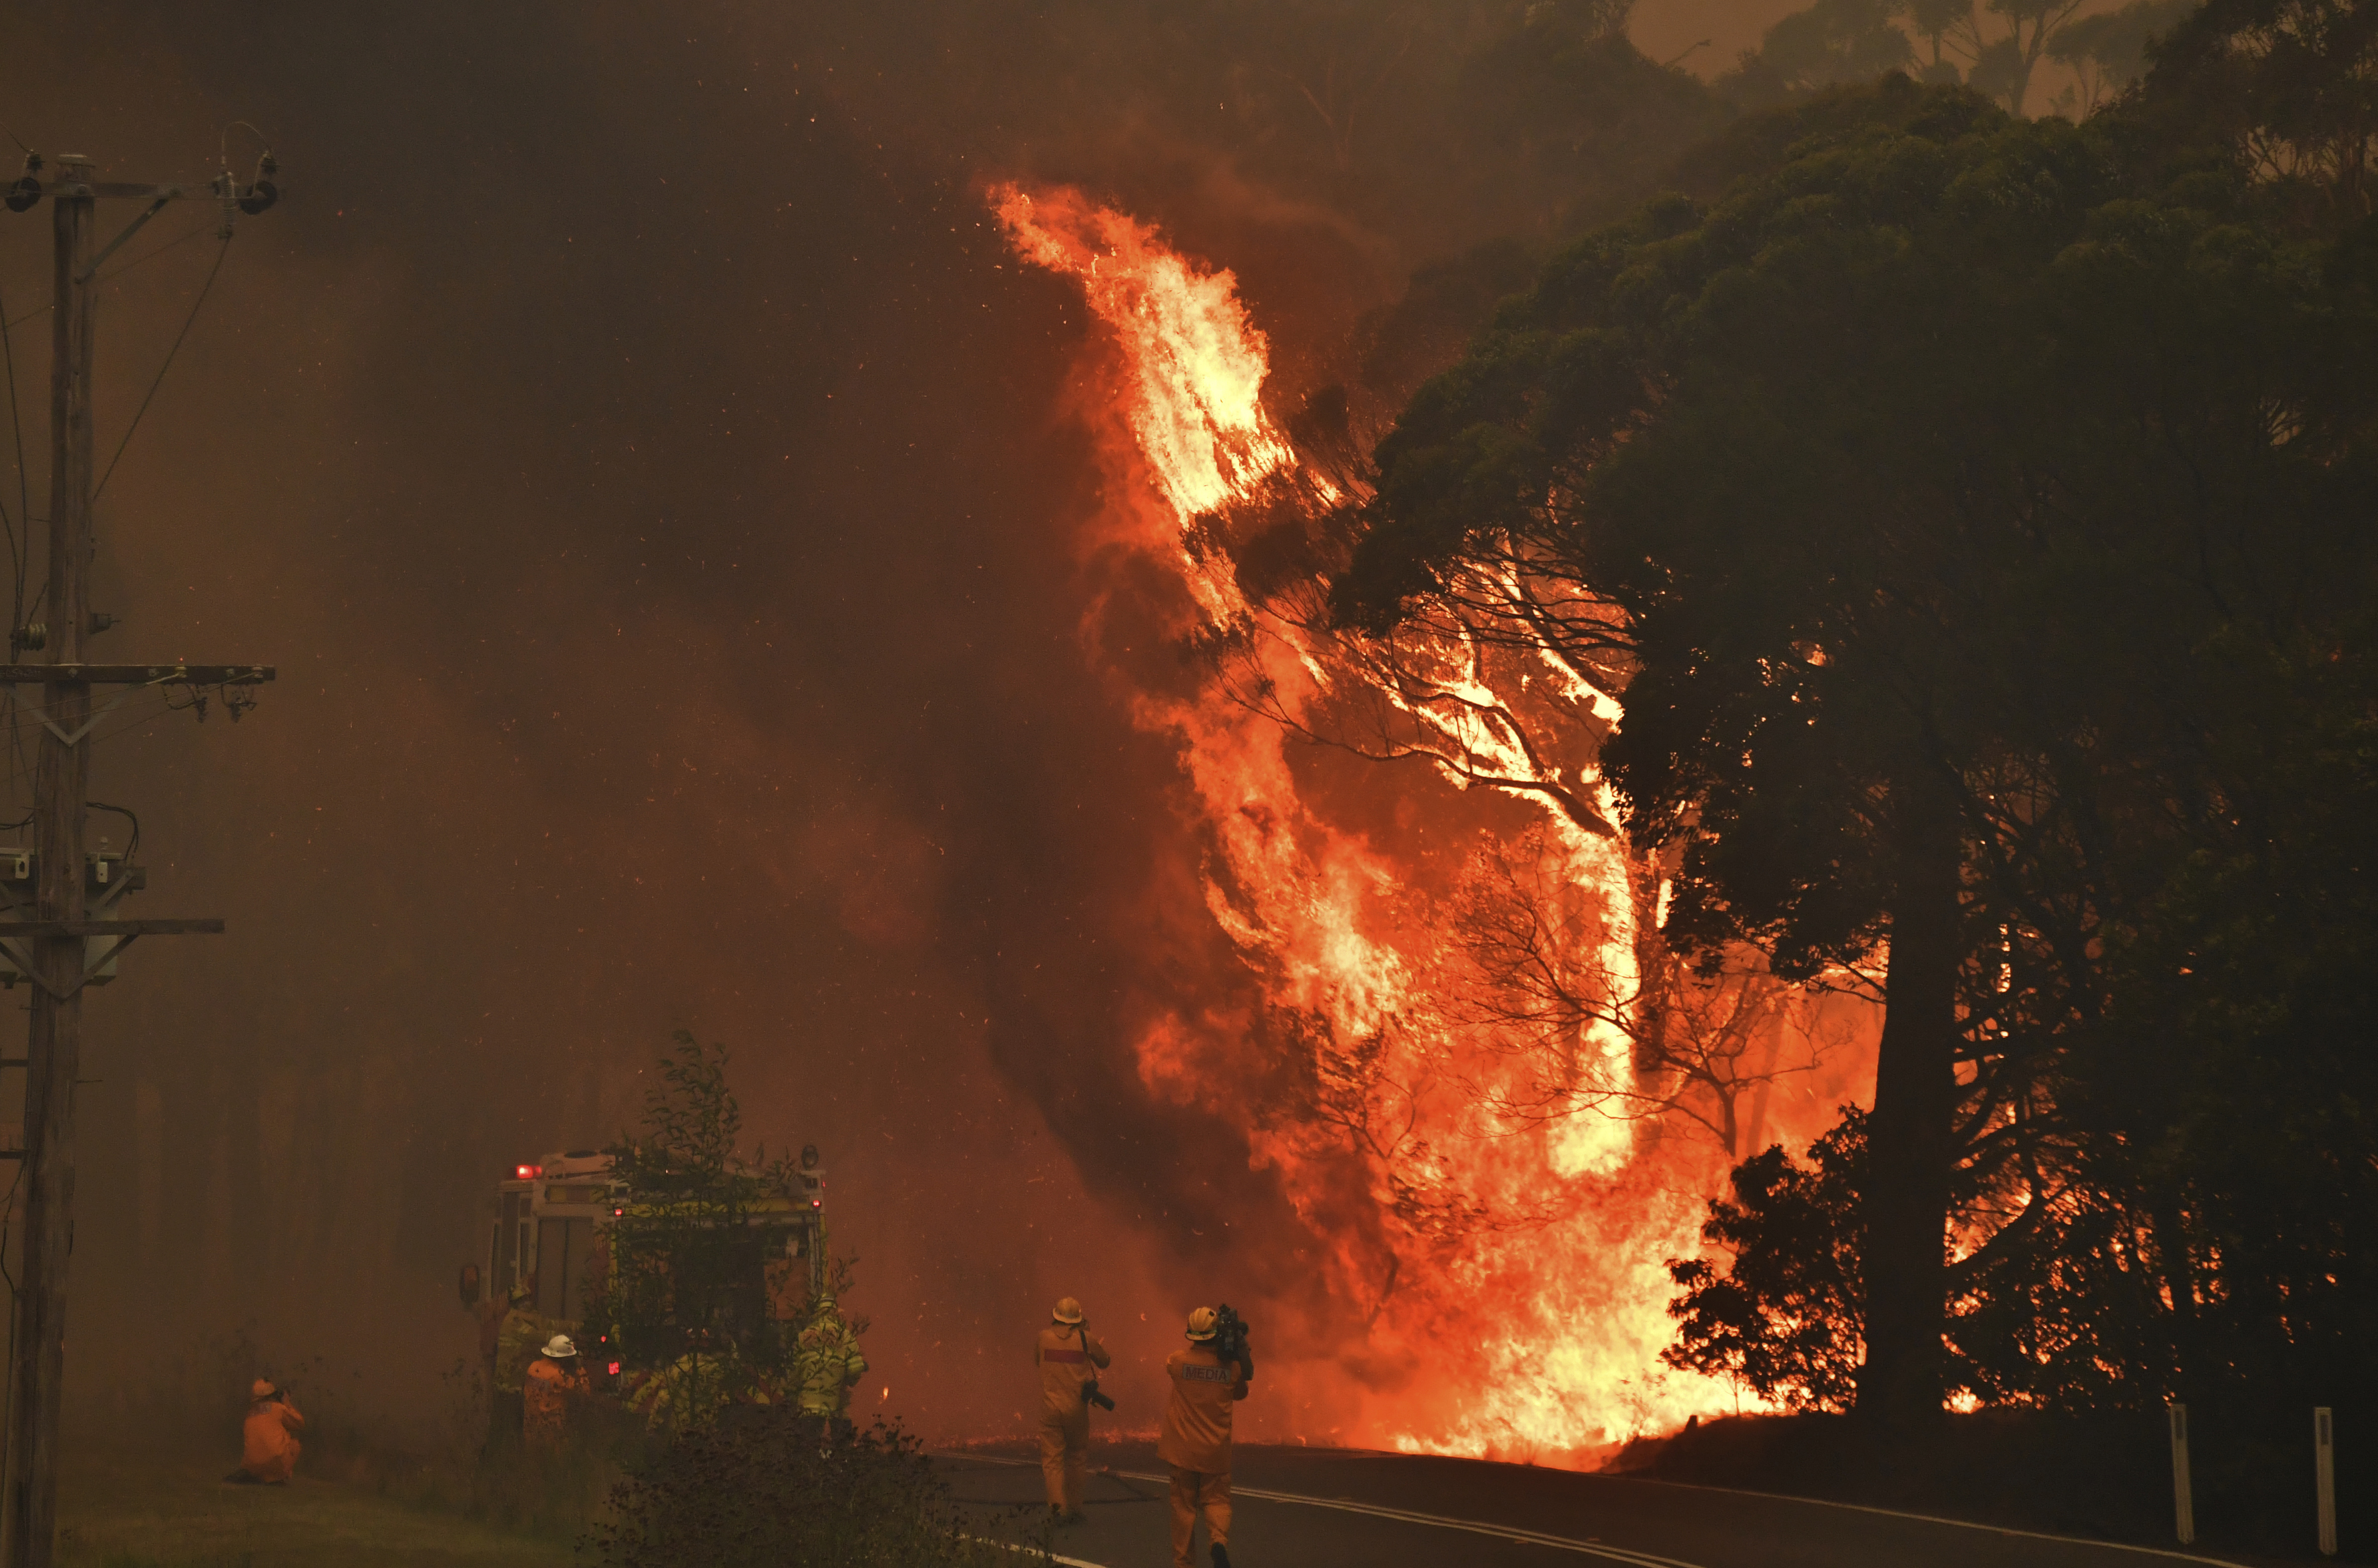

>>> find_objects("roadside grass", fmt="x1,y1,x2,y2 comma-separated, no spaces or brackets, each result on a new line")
63,1332,1058,1567
59,1380,1054,1568
58,1348,618,1567
55,1455,574,1568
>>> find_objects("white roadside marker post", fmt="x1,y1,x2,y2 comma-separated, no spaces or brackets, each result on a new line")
2170,1402,2196,1546
2315,1406,2336,1557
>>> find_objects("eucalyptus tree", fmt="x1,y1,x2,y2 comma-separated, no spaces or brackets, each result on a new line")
1337,71,2378,1422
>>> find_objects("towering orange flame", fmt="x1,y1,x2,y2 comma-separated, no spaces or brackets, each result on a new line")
996,184,1872,1465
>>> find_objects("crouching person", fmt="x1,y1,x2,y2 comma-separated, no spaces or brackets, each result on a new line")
228,1379,304,1485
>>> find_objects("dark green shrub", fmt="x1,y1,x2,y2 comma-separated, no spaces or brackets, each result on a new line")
588,1412,1039,1568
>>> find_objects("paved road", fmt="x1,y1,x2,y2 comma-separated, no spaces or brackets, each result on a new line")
935,1442,2270,1568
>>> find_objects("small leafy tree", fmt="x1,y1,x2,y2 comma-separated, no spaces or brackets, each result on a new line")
1663,1111,1867,1412
596,1033,812,1386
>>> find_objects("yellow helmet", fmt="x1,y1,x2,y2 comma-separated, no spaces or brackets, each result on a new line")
1185,1306,1219,1342
1052,1297,1085,1325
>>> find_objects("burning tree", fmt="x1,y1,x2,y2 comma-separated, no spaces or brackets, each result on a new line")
1339,61,2378,1431
1449,831,1814,1158
995,181,1854,1458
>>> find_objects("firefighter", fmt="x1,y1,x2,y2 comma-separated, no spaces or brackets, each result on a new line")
1159,1307,1249,1568
523,1334,587,1453
228,1379,305,1485
1035,1296,1110,1523
627,1331,757,1434
492,1282,545,1437
794,1292,867,1441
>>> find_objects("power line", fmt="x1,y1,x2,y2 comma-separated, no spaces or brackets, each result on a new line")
0,221,217,334
0,275,25,636
94,234,231,502
85,218,212,286
0,690,182,803
0,677,263,806
0,308,17,634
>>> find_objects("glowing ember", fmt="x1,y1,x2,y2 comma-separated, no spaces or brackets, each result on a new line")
996,183,1872,1465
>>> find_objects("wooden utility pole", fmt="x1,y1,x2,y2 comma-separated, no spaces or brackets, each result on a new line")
0,148,277,1568
5,150,94,1568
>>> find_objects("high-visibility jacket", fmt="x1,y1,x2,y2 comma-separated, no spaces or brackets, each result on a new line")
1157,1344,1247,1473
1035,1323,1111,1416
627,1350,762,1433
795,1315,867,1417
241,1396,305,1483
523,1358,583,1447
493,1308,548,1393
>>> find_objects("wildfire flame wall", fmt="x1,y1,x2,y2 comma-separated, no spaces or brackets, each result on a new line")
995,184,1873,1462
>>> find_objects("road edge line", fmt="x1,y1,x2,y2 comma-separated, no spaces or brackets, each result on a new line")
956,1532,1107,1568
1107,1467,1703,1566
939,1447,2264,1568
936,1452,1697,1566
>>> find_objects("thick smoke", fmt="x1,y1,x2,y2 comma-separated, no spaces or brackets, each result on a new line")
0,0,1801,1448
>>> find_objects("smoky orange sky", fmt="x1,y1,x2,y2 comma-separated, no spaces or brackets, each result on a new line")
2,0,1876,1452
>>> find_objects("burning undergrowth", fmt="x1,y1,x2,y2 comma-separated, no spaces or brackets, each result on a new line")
992,183,1876,1465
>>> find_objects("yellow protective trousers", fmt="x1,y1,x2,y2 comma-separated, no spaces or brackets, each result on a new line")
1039,1403,1089,1511
1168,1466,1230,1567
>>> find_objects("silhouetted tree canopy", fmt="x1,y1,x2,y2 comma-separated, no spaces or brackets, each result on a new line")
2048,0,2198,113
1666,1110,1867,1411
1338,45,2378,1436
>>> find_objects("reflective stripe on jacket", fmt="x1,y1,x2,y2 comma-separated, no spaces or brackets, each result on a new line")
1035,1323,1111,1415
796,1319,867,1416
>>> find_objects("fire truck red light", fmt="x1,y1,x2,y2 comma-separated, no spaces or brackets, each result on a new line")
607,1361,621,1376
513,1164,537,1179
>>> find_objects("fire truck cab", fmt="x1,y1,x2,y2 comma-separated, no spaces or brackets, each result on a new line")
477,1144,830,1335
487,1150,622,1321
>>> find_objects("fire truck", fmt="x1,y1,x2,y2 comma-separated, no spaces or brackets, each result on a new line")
474,1144,830,1357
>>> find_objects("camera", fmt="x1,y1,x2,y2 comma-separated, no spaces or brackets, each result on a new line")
1081,1375,1116,1412
1211,1302,1254,1379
